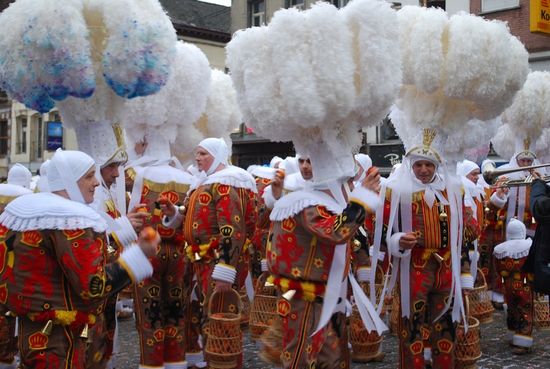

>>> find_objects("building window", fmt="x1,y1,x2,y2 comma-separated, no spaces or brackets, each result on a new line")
250,1,265,27
285,0,305,9
36,116,43,159
379,117,399,142
330,0,349,8
0,120,8,157
421,0,445,10
481,0,519,13
17,117,27,154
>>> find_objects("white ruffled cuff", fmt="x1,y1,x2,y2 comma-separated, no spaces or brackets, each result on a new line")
112,216,138,248
162,211,183,229
356,266,371,282
490,192,507,208
389,232,411,258
349,186,381,213
369,246,386,261
262,186,277,210
460,273,474,290
212,263,237,284
165,361,188,369
118,245,154,283
513,334,533,348
185,352,204,367
261,259,268,272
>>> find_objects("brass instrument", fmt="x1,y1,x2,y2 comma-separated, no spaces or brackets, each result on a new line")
482,162,550,188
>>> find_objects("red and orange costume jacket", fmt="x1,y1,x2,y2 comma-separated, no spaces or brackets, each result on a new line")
165,166,257,285
127,166,190,253
251,175,273,274
383,189,479,266
375,184,480,323
267,186,381,301
0,192,152,332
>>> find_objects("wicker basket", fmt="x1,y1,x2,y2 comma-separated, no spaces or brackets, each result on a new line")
455,316,482,369
259,314,283,366
249,273,278,340
239,286,250,326
350,306,383,362
534,294,550,331
205,289,243,369
469,269,494,324
389,287,400,334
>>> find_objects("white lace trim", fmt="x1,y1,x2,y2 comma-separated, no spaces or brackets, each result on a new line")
203,166,258,193
0,213,107,232
270,190,342,221
0,192,107,232
0,184,33,197
493,239,532,260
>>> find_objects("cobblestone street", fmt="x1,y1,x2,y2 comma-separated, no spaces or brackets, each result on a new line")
115,309,550,368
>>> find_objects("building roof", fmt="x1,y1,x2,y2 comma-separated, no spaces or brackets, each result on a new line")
0,0,14,12
160,0,231,35
0,0,230,40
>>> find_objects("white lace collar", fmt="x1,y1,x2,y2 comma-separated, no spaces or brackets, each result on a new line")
270,189,342,221
0,192,107,232
201,166,258,193
493,239,532,260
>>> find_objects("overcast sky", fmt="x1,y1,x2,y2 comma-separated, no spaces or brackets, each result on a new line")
200,0,231,6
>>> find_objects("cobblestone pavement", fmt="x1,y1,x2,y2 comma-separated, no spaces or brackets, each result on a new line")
115,310,550,368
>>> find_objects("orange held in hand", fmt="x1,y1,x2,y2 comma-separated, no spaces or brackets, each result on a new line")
366,166,378,176
141,226,158,242
136,206,148,214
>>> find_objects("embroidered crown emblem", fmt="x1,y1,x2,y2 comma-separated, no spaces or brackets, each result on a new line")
21,231,42,247
148,286,160,298
198,192,212,205
281,218,297,232
28,332,48,350
153,329,165,342
277,299,291,317
161,191,179,204
165,326,177,338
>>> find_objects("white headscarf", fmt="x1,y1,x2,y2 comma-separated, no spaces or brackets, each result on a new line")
37,160,51,192
270,156,283,168
281,156,300,175
354,153,372,183
198,137,229,175
7,163,32,189
47,149,96,204
457,160,482,203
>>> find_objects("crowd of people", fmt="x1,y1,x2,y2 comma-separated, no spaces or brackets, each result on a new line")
0,136,548,369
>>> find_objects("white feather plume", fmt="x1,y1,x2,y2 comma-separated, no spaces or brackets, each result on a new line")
120,41,211,159
501,71,550,141
393,6,528,165
173,69,242,158
0,0,177,114
227,0,401,183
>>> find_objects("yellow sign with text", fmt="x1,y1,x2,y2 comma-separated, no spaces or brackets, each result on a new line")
531,0,550,35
